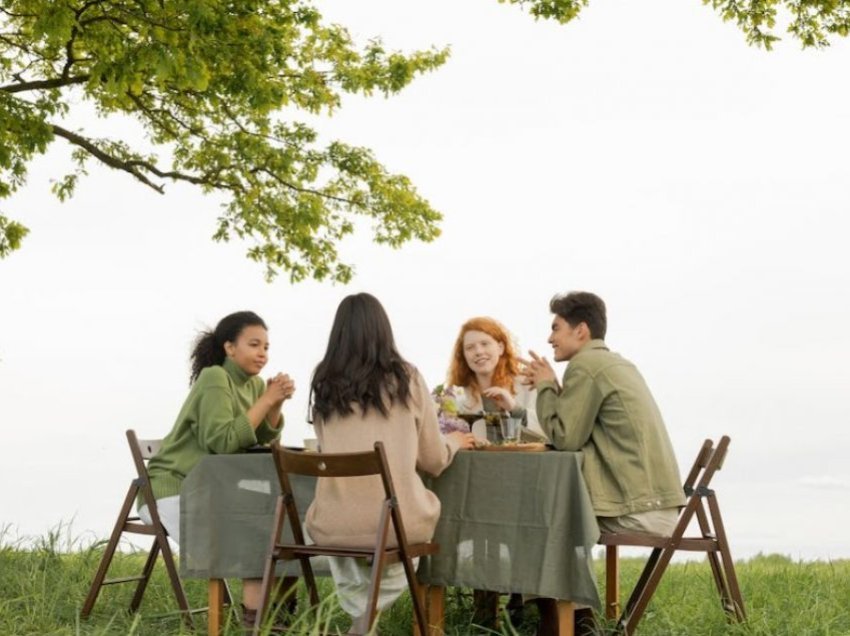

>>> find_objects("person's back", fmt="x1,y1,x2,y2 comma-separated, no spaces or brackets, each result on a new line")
307,369,459,548
306,292,474,628
554,341,684,518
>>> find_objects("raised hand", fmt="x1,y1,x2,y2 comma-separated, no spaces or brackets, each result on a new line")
481,386,516,412
264,373,295,405
518,351,558,387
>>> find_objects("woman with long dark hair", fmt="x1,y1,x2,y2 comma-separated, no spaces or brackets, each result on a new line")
306,293,474,628
139,310,295,626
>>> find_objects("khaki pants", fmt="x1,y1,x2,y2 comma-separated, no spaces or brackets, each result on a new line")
597,508,679,537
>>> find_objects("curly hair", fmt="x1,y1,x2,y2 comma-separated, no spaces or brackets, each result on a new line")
189,311,267,384
446,317,520,399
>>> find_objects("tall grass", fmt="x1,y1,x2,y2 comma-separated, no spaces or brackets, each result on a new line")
1,525,848,635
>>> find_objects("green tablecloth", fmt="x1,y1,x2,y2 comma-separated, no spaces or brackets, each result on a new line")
179,453,320,578
179,450,600,608
419,450,600,608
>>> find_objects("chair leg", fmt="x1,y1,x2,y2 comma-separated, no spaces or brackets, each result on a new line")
619,546,660,625
256,495,288,635
129,540,160,613
222,579,234,607
708,496,746,621
605,545,619,620
299,555,321,608
401,557,429,636
81,484,138,618
694,500,735,616
255,555,276,636
158,534,193,629
620,546,674,634
359,504,392,635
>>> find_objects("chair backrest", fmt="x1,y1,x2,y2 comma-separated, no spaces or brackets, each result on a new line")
137,438,163,460
274,445,384,478
682,435,729,500
125,429,161,480
269,439,415,555
270,440,398,501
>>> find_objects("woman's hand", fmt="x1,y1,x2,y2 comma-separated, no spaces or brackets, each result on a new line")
447,431,476,450
263,373,295,406
481,386,516,412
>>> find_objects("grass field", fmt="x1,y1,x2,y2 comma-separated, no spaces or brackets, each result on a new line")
1,525,848,635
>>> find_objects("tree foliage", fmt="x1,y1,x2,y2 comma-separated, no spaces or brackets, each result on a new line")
502,0,850,49
3,1,850,281
0,0,448,281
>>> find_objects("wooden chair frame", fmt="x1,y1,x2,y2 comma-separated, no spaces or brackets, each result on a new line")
255,440,438,636
81,429,229,628
599,435,746,635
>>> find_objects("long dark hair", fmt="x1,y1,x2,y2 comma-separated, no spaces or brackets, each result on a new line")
310,293,411,420
190,311,267,384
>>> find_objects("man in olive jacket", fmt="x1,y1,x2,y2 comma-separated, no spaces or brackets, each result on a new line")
521,291,684,535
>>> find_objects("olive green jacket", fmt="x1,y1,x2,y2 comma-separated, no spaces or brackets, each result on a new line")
141,357,283,505
536,340,685,517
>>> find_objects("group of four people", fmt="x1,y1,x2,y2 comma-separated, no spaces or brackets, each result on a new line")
138,290,684,632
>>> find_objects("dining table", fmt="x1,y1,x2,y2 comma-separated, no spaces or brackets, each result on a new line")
180,447,600,635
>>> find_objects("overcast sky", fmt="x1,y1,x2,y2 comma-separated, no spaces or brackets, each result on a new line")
2,0,849,560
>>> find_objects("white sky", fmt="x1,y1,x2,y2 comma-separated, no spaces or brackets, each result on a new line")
1,0,849,559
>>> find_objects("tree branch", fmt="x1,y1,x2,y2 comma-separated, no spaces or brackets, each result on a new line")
61,26,80,80
251,165,354,205
51,124,165,193
51,122,240,193
0,7,36,18
1,75,90,93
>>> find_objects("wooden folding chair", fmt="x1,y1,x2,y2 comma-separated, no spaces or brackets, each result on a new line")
254,440,439,636
81,429,229,627
599,435,746,635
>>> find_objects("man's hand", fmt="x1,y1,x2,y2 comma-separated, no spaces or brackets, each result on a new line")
519,351,559,388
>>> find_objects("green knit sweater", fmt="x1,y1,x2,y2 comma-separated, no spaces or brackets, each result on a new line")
141,357,283,505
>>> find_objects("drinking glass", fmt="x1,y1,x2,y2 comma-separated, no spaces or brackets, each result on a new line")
500,417,522,443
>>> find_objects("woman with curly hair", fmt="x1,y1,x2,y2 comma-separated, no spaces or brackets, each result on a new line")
140,310,296,627
440,316,544,440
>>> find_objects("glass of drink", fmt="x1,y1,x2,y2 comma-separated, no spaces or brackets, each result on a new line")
500,417,522,443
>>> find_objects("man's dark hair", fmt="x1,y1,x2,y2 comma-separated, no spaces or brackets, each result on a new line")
549,292,607,340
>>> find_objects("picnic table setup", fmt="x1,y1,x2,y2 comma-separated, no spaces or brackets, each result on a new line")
179,440,601,635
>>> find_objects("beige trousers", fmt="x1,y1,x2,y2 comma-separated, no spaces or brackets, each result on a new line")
597,508,680,537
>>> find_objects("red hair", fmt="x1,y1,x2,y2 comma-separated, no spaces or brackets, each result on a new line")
447,317,520,398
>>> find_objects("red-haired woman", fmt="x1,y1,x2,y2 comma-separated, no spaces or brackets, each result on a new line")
440,316,544,440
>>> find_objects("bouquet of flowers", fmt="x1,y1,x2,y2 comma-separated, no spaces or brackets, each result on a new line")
432,384,471,434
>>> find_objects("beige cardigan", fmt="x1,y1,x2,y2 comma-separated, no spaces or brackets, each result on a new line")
305,369,461,548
